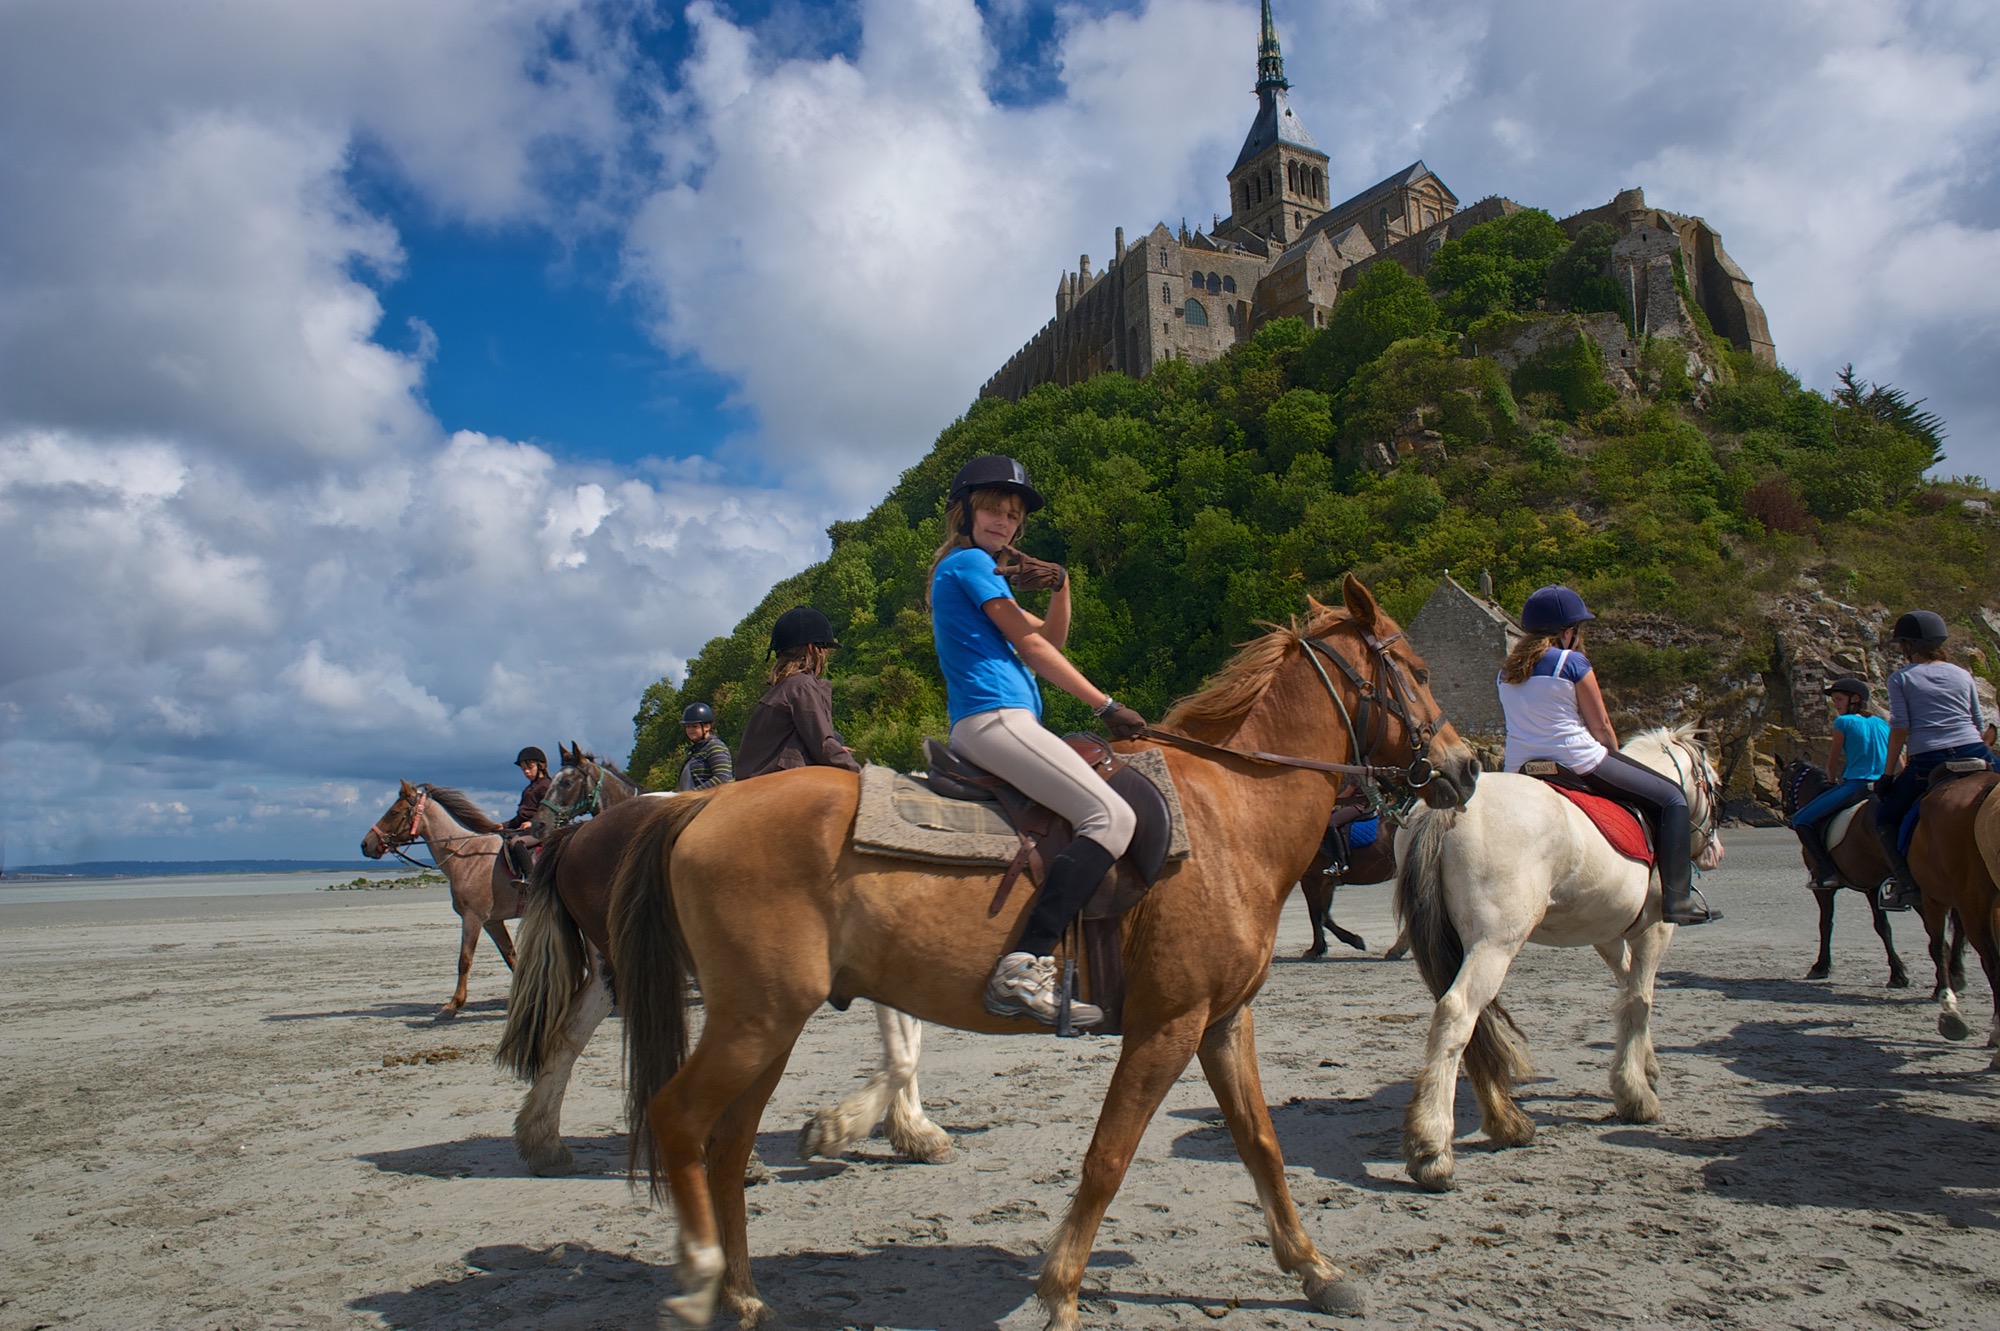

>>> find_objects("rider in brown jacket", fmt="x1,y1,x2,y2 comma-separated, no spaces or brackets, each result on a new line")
735,608,861,779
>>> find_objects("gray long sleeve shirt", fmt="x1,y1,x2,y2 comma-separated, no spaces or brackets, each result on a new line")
1887,660,1985,756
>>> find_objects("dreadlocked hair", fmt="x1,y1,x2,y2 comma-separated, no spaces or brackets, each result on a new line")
769,643,832,686
1499,632,1571,685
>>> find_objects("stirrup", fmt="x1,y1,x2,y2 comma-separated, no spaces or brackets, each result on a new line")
1876,878,1918,912
1664,885,1721,926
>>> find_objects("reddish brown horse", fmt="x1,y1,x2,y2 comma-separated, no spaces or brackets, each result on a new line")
362,781,524,1015
606,578,1476,1330
1909,771,2000,1061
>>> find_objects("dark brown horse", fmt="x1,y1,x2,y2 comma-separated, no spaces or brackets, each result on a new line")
1908,771,2000,1060
1297,806,1397,958
362,781,523,1015
1780,758,1909,987
606,579,1476,1329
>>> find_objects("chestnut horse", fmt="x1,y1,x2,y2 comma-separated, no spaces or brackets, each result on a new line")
1780,758,1910,988
362,781,524,1014
607,577,1477,1330
1907,771,2000,1060
498,757,955,1175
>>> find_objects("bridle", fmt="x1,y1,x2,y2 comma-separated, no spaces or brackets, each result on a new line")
540,763,607,830
1143,616,1457,808
1659,735,1723,860
366,785,496,869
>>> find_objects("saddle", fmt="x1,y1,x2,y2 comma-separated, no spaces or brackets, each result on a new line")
1898,757,1995,854
924,735,1176,1034
1519,760,1654,865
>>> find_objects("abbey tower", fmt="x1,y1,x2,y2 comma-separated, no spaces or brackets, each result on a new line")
981,0,1774,402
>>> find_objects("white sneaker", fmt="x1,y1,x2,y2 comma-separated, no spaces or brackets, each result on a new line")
983,952,1102,1028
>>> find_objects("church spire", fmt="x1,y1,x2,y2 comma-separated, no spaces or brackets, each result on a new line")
1256,0,1288,92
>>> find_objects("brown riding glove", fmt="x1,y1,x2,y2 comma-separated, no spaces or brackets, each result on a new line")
994,544,1067,591
1095,697,1148,740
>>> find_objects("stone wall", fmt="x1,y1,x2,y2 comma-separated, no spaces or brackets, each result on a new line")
1407,575,1520,743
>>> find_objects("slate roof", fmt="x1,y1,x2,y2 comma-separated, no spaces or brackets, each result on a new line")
1231,86,1322,172
1324,160,1458,221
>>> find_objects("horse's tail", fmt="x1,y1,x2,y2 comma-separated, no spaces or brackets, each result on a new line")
494,820,587,1083
1393,807,1532,1091
610,792,713,1200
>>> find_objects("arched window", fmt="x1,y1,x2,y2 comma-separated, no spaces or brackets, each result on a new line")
1286,162,1297,192
1313,168,1324,200
1226,303,1237,326
1423,209,1436,227
1222,274,1236,293
1159,248,1168,267
1161,282,1171,302
1206,273,1221,294
1189,269,1204,288
1184,299,1209,327
1295,210,1303,227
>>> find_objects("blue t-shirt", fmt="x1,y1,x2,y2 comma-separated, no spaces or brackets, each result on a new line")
931,547,1042,726
1834,712,1890,781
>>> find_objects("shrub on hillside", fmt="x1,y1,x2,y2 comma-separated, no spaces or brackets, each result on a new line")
1545,222,1628,319
1426,209,1570,329
1511,333,1618,419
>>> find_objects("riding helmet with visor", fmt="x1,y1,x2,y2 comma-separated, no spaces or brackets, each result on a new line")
515,746,548,767
769,606,839,656
1825,675,1871,702
1891,610,1949,647
681,702,715,725
1519,585,1597,636
947,455,1046,529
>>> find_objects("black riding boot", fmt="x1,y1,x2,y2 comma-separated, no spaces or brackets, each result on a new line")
1877,840,1921,911
1656,802,1721,926
985,839,1120,1029
1794,825,1842,889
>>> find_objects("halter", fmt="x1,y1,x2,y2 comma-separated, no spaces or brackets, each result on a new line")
1144,616,1455,807
539,763,606,830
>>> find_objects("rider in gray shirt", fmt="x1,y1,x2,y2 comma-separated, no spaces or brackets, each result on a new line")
1888,660,1985,754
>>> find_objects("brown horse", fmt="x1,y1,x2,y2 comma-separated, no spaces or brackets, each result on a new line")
1908,771,2000,1061
1780,758,1910,987
362,781,524,1015
607,577,1477,1330
1298,806,1397,958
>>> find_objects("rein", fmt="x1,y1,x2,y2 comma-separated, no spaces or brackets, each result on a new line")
369,785,501,868
1141,620,1450,799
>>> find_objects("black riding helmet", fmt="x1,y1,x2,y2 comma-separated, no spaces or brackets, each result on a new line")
947,455,1046,531
681,702,715,725
1825,675,1871,702
515,746,548,767
770,606,839,656
1892,610,1949,648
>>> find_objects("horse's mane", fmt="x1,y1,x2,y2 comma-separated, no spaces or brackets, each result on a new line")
422,785,503,833
1161,601,1348,737
574,751,642,792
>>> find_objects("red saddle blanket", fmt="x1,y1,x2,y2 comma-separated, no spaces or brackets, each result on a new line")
1551,786,1653,864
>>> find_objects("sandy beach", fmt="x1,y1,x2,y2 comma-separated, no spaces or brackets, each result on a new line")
3,829,1996,1331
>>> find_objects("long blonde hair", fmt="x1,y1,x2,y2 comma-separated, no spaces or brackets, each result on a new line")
1499,631,1573,685
926,487,1026,603
769,643,832,687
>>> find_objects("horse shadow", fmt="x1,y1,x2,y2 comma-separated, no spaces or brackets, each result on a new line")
360,1133,628,1180
1659,969,1943,1009
263,997,506,1027
352,1243,667,1330
1600,1015,2000,1229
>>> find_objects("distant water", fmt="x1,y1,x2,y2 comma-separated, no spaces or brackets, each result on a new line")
0,869,423,906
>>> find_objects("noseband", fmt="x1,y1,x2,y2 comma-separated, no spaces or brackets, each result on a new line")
540,764,605,830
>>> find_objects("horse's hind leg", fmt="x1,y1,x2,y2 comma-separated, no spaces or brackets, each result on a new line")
1927,902,1972,1041
1404,939,1524,1192
711,1044,798,1329
1301,875,1332,958
1604,924,1670,1122
514,957,614,1176
1869,896,1910,988
484,918,517,969
1197,1006,1366,1318
879,1007,956,1164
1805,889,1836,980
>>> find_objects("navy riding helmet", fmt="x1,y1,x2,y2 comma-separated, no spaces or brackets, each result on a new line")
1892,610,1948,647
681,702,715,725
1520,585,1596,636
769,606,839,656
515,746,548,767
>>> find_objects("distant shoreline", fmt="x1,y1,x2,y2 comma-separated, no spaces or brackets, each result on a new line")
2,859,420,882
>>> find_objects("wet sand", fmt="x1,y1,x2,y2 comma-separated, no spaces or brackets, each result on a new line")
3,830,1996,1330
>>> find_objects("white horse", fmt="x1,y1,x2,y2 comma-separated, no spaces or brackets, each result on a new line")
1392,726,1725,1192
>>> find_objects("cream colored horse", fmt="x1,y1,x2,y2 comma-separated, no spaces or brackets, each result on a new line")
1393,727,1725,1191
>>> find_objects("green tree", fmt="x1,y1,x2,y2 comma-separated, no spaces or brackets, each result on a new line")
1426,209,1570,329
1299,261,1439,395
1544,222,1627,318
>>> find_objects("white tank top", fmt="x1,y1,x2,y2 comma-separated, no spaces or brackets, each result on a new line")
1499,649,1609,774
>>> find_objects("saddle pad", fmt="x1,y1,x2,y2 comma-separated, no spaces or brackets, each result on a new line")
1551,785,1653,864
852,747,1191,868
1824,800,1862,849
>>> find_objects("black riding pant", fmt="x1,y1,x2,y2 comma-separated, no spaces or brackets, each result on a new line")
1576,750,1692,903
1874,742,1996,849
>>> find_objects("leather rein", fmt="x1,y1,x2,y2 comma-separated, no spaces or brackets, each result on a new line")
367,785,499,870
1141,619,1449,800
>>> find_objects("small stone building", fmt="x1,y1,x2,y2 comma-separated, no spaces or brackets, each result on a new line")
1407,572,1521,744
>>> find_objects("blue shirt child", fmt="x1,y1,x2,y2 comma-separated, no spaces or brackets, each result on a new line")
931,547,1042,726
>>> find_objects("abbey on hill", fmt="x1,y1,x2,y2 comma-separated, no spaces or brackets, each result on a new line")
981,0,1776,402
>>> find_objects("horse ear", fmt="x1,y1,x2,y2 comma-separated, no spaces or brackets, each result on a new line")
1342,574,1382,630
399,778,416,795
570,739,582,759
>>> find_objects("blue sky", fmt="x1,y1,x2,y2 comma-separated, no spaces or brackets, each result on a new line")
3,0,1999,864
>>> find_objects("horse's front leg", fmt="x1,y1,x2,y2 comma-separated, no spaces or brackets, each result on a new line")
878,1006,956,1164
1301,875,1331,959
1867,896,1910,988
1606,923,1670,1121
484,918,518,970
1926,900,1972,1041
1805,888,1836,980
514,959,614,1175
444,910,480,1014
1403,939,1524,1191
1197,1006,1366,1317
1038,1010,1207,1331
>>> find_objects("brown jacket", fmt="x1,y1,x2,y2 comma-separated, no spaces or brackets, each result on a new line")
736,674,860,778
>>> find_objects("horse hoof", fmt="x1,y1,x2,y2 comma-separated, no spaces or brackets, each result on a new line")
1404,1151,1455,1192
1939,1011,1972,1042
525,1147,576,1177
909,1143,959,1165
1804,965,1830,981
1304,1273,1369,1318
1887,973,1911,989
659,1291,717,1329
1301,947,1327,960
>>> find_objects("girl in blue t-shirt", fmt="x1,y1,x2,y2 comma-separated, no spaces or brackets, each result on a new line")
929,455,1147,1029
1789,675,1889,888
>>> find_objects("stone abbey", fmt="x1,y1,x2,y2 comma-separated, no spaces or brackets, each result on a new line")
981,1,1775,402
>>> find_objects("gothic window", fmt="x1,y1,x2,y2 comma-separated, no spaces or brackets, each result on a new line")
1287,162,1297,192
1184,299,1209,327
1295,210,1303,228
1159,247,1168,267
1423,209,1436,226
1206,273,1220,294
1311,168,1323,200
1189,269,1204,288
1222,275,1236,293
1161,282,1171,302
1226,303,1237,326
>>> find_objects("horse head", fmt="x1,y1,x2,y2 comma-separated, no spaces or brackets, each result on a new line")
1781,755,1828,819
1629,726,1727,872
362,779,424,858
1325,574,1481,810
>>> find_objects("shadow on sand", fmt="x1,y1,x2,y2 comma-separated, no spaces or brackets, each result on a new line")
264,996,506,1026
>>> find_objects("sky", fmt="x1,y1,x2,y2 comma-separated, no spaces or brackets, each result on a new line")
2,0,1997,865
